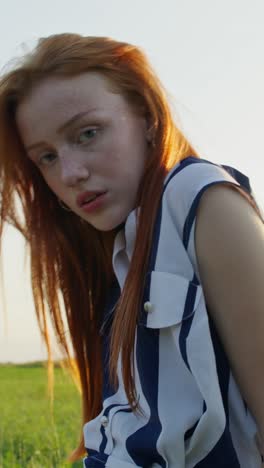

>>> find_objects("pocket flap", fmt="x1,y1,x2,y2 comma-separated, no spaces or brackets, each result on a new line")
142,271,202,329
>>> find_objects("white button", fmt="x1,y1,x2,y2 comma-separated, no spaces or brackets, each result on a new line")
100,415,109,427
144,301,153,313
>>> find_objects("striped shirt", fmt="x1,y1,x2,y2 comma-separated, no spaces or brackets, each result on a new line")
83,156,262,467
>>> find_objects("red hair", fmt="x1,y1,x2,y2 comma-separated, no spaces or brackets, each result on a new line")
0,33,197,459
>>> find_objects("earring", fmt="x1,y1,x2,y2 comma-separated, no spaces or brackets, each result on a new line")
58,198,72,212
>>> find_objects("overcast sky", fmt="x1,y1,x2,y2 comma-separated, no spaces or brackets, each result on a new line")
1,0,264,362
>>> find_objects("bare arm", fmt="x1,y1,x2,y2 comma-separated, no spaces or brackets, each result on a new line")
194,183,264,455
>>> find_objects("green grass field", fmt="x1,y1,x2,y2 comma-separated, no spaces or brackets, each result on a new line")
0,363,84,468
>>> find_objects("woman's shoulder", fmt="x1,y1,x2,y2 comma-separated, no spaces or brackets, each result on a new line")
163,156,243,220
164,156,242,194
159,156,254,246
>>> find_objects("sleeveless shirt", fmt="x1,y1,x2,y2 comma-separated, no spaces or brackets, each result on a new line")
83,156,262,467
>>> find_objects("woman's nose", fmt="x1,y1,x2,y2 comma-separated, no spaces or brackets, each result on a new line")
60,151,90,186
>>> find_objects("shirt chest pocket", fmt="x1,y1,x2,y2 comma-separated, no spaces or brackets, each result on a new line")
140,270,203,329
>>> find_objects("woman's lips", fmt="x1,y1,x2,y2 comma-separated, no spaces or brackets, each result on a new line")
76,190,106,207
80,191,107,214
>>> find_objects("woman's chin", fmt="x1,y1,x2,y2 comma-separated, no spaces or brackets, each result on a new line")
83,217,126,233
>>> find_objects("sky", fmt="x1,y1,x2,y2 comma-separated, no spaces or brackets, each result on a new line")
0,0,264,362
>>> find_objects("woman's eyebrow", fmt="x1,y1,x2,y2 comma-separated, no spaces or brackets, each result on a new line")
26,108,99,152
57,108,99,134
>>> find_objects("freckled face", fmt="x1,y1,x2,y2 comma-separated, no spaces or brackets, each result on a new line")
16,73,149,231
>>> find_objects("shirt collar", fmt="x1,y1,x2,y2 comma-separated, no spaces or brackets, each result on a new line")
112,160,185,267
112,207,138,264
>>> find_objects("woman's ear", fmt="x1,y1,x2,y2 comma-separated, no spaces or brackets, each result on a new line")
145,112,155,143
146,130,153,143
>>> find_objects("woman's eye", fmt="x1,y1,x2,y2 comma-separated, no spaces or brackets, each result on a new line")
38,153,57,166
78,128,97,143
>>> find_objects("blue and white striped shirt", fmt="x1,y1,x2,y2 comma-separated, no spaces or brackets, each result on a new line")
83,156,262,467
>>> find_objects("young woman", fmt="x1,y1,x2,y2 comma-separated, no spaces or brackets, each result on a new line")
0,33,264,467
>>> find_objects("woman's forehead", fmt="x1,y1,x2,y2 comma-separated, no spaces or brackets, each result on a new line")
15,72,137,146
16,73,125,126
20,72,119,108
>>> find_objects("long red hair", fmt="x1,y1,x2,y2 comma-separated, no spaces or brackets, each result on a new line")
0,33,197,459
